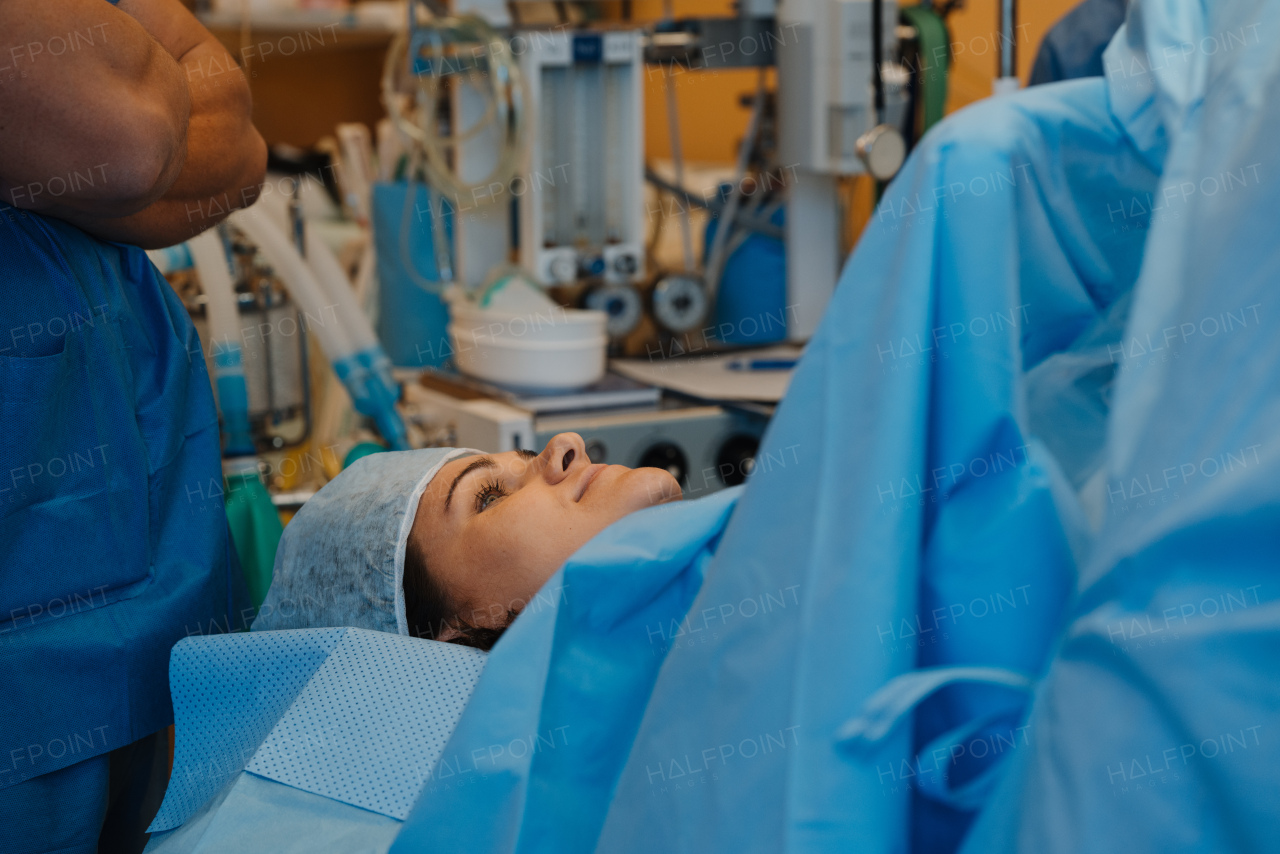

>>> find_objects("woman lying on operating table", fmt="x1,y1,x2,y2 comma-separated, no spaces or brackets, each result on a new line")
253,433,682,649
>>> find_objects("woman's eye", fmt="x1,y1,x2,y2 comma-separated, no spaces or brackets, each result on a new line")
474,481,507,514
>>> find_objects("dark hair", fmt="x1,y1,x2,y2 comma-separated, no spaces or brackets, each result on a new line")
403,535,515,651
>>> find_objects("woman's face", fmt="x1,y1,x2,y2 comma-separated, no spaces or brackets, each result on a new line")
410,432,681,629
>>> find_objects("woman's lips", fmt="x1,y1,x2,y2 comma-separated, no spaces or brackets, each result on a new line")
575,463,608,502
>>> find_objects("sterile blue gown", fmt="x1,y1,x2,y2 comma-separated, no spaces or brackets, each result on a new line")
0,206,248,849
963,2,1280,851
392,8,1172,854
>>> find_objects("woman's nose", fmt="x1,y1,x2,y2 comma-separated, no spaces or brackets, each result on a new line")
539,433,588,486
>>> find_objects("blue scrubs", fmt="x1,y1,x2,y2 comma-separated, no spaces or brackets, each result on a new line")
1029,0,1126,85
0,204,249,852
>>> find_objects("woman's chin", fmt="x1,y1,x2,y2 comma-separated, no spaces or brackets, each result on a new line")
638,467,682,506
607,465,678,510
660,472,683,503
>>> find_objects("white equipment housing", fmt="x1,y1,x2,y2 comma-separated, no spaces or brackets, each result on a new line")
777,0,899,174
451,80,511,288
777,0,899,340
516,29,646,288
450,0,902,343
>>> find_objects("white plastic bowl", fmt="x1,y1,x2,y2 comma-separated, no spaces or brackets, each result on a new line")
448,324,607,391
448,303,606,346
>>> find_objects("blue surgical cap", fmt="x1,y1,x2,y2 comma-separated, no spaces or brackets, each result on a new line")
253,447,478,635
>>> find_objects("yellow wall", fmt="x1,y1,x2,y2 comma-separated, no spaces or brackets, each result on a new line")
639,0,1083,163
945,0,1079,110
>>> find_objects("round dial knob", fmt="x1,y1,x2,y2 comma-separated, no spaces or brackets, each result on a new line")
612,252,638,276
585,284,644,338
651,274,709,333
856,124,907,182
584,439,608,463
548,253,577,285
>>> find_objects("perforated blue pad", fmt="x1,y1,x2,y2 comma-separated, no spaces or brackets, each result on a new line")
151,628,346,831
150,628,485,832
246,629,486,819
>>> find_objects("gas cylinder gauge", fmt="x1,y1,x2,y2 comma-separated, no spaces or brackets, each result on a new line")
651,273,709,333
585,284,644,339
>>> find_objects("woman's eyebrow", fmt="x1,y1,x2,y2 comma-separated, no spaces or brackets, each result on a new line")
444,457,495,513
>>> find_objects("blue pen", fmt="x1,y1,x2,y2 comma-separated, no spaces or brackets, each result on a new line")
726,358,798,371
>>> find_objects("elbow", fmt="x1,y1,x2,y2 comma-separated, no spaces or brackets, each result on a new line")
66,87,188,218
212,63,267,215
105,44,191,214
105,115,189,215
233,129,269,212
212,68,268,215
228,69,268,214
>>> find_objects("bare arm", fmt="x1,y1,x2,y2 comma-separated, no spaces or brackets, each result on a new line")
0,0,191,221
76,0,267,247
0,0,266,249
